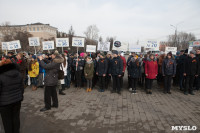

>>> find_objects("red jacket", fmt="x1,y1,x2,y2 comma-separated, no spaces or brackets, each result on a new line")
120,56,126,72
145,60,158,79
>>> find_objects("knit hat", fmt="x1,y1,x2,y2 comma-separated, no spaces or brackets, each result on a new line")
176,51,181,55
64,50,68,54
190,50,196,55
53,50,60,56
112,50,118,55
32,55,36,60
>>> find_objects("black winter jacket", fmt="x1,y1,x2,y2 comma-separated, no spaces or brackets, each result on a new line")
0,63,24,106
72,57,85,71
128,59,141,78
96,58,108,76
109,56,123,76
40,56,64,86
184,56,199,76
162,58,176,76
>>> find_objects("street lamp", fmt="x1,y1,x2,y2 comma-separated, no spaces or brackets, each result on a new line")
170,24,177,47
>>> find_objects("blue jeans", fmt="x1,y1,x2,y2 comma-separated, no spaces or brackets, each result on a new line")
30,77,37,86
65,69,71,87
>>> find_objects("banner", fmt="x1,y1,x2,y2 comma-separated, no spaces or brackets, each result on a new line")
165,47,177,55
146,40,159,51
56,38,69,47
8,40,21,50
129,44,141,52
112,41,128,51
97,42,110,51
189,41,200,47
42,41,54,50
28,37,40,46
1,42,8,50
188,47,193,54
86,45,96,53
72,37,85,47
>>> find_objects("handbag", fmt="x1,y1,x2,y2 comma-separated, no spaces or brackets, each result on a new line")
58,64,64,80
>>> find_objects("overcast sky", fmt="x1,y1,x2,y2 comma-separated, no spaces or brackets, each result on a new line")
0,0,200,45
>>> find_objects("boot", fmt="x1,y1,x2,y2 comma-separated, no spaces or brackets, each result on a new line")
34,86,37,90
89,88,92,92
86,88,89,92
32,85,36,91
59,89,66,95
146,89,150,94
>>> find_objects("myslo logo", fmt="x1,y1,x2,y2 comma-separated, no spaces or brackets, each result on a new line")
171,126,197,131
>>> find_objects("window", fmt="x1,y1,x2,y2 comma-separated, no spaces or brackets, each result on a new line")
41,27,43,31
33,27,35,31
37,27,39,31
29,28,31,31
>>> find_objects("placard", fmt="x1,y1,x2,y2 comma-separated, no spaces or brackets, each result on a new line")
8,40,21,50
1,42,8,50
129,44,141,52
28,37,40,46
86,45,96,52
72,37,85,47
165,47,177,55
56,38,69,47
146,40,159,50
112,41,128,51
97,42,110,51
42,41,54,50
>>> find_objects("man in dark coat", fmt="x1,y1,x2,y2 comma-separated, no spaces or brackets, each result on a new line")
109,51,123,94
195,48,200,90
105,51,112,89
38,51,64,112
183,50,199,95
0,59,24,133
96,53,108,92
127,52,136,89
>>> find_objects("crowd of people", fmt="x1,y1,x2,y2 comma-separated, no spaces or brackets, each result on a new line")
0,48,200,133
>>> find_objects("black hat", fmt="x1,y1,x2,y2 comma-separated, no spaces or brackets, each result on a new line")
112,50,118,55
8,51,14,55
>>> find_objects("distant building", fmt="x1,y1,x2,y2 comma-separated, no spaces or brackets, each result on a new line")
0,22,57,50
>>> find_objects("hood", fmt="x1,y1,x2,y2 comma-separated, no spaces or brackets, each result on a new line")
86,60,93,64
0,63,19,75
53,56,64,63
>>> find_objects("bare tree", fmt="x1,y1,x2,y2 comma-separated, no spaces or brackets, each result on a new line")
167,32,196,50
99,36,103,43
84,25,99,40
106,36,115,51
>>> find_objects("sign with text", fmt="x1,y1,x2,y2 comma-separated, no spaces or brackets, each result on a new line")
72,37,85,47
112,41,129,51
1,42,9,50
8,40,21,50
28,37,40,46
165,47,177,55
146,40,159,50
86,45,96,53
56,38,69,47
97,42,110,51
42,41,54,50
188,47,193,54
129,44,141,52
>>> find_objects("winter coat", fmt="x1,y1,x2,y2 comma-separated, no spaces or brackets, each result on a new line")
61,59,68,76
128,59,141,78
28,61,39,77
72,57,85,71
84,60,94,79
67,56,72,70
177,54,187,74
162,57,176,76
0,63,24,106
109,56,123,76
16,57,27,79
120,56,127,72
183,56,199,76
96,58,108,76
145,59,158,79
105,57,112,74
40,56,64,86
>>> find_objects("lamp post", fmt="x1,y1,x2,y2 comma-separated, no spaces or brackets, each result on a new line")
170,24,177,47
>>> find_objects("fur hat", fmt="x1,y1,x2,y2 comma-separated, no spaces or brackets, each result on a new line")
53,50,60,56
190,50,196,55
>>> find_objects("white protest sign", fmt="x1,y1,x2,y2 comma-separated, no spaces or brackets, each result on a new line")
191,41,200,47
97,42,110,51
86,45,96,53
129,44,141,52
1,42,9,50
72,37,85,47
42,41,54,50
165,47,177,55
112,41,129,51
188,47,193,54
28,37,40,46
56,38,69,47
146,40,160,51
8,40,21,50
